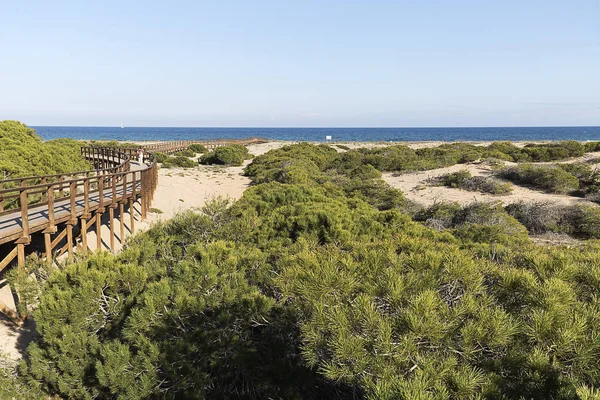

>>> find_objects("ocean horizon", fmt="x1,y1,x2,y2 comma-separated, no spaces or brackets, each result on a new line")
33,125,600,143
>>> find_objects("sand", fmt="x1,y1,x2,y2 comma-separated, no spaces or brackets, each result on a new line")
382,151,600,207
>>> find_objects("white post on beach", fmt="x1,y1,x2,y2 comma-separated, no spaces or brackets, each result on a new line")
326,135,332,143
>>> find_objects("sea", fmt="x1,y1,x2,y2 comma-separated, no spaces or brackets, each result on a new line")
33,126,600,143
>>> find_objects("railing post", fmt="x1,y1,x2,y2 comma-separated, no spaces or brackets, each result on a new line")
41,177,47,202
19,189,29,240
47,185,55,229
141,170,147,221
58,175,64,198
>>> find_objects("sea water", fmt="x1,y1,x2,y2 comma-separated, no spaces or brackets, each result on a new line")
34,126,600,142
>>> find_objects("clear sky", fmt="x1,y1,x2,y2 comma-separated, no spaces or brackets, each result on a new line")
1,1,598,127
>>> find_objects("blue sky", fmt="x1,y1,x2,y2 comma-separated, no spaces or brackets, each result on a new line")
1,1,598,127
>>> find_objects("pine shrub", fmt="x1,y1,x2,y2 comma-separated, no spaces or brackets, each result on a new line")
499,164,580,194
0,120,91,179
433,170,513,194
161,155,196,168
175,149,195,157
188,143,208,153
200,144,252,166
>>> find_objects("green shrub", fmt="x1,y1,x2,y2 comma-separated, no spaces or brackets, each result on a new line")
499,164,580,193
505,201,567,235
0,364,45,400
161,155,196,168
188,143,208,153
561,205,600,239
415,201,529,244
522,141,585,161
175,149,195,157
153,152,169,163
505,201,600,239
486,141,530,162
584,141,600,152
451,202,530,245
200,144,252,166
246,142,338,181
0,120,91,178
414,201,462,229
433,170,513,194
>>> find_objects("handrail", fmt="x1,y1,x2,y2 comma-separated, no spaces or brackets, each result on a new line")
140,137,269,154
0,147,130,185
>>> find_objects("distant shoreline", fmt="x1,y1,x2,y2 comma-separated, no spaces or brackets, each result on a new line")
34,126,600,143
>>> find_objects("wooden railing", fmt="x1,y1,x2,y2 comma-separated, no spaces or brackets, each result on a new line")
140,137,269,154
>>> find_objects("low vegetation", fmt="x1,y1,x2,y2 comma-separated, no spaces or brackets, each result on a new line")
188,143,208,153
5,142,600,399
431,170,513,194
499,163,600,197
498,164,580,194
335,140,590,173
200,144,252,166
415,201,529,244
0,120,91,179
175,149,195,157
506,200,600,239
161,155,196,168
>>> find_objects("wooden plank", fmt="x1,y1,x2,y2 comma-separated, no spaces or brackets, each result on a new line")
0,246,18,273
50,228,68,249
81,218,88,255
96,212,102,250
44,232,52,265
109,207,115,252
66,224,73,262
0,299,22,326
19,189,29,239
17,243,25,270
119,203,125,243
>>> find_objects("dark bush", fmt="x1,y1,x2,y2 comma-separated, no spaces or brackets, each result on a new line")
499,164,579,194
433,170,513,194
200,144,252,166
188,143,208,153
451,201,529,244
162,155,196,168
153,152,169,163
584,141,600,152
414,201,462,229
505,201,600,239
486,141,530,162
505,201,567,234
561,205,600,239
0,120,91,178
175,149,195,157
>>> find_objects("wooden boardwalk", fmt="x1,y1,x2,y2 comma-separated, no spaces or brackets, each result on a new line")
0,138,267,325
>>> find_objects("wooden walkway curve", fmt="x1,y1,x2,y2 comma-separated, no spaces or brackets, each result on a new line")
0,137,267,325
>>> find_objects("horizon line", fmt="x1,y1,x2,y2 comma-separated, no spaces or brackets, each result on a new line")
30,124,600,129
